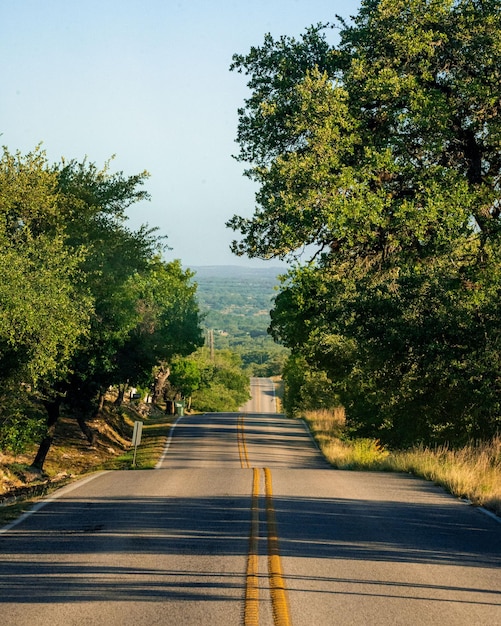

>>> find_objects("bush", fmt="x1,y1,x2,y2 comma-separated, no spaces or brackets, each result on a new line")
0,410,45,455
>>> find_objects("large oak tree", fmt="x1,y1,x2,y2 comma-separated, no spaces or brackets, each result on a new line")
228,0,501,445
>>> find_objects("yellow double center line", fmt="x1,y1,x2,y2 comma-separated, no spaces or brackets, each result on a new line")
239,416,292,626
245,467,260,625
237,415,250,469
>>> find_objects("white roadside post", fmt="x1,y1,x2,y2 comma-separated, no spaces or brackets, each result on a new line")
131,420,143,468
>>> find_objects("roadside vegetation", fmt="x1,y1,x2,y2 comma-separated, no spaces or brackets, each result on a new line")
0,147,253,498
229,0,501,472
0,397,174,525
2,0,501,524
223,1,501,523
0,147,208,472
301,407,501,517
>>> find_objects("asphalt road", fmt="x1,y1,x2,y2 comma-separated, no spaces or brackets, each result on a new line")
1,378,500,625
240,377,278,414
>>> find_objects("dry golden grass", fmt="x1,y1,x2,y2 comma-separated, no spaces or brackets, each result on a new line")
270,377,285,413
322,437,390,469
0,409,131,497
386,439,501,515
0,402,172,495
303,407,346,442
302,409,501,517
0,401,175,526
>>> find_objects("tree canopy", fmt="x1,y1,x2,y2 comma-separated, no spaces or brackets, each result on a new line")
0,149,91,389
0,147,204,464
188,348,250,413
229,0,501,445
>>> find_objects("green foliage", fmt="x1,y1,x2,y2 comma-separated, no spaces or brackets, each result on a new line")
188,348,250,412
0,148,92,387
169,358,201,398
0,148,204,459
0,399,45,454
282,353,341,417
193,266,289,375
30,157,165,427
114,259,204,388
229,0,501,446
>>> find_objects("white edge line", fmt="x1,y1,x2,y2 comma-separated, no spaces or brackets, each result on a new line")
297,425,501,522
0,471,109,535
461,498,501,523
2,413,186,533
300,418,322,452
155,415,184,469
269,377,277,412
478,506,501,524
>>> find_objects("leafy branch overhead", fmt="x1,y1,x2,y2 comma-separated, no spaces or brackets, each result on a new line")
229,0,501,445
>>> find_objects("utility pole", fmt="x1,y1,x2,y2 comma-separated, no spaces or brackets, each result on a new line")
209,328,214,361
206,328,215,361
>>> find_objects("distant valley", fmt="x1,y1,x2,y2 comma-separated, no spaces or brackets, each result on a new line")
187,265,289,375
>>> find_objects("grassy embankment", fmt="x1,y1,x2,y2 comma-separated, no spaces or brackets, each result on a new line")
0,402,173,526
302,407,501,517
2,392,499,523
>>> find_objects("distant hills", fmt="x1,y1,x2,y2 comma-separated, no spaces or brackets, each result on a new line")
188,265,286,279
188,265,284,319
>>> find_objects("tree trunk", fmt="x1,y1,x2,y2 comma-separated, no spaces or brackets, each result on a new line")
152,365,170,404
114,384,127,406
31,397,62,471
96,390,106,414
77,415,95,446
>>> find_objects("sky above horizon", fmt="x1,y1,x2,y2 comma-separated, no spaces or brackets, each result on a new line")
1,0,361,268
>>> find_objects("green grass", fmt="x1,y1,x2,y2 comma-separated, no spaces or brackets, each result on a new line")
98,408,172,470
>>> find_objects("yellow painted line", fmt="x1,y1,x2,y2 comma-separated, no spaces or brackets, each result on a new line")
264,467,292,626
240,432,292,624
244,467,260,626
241,418,250,468
237,415,250,469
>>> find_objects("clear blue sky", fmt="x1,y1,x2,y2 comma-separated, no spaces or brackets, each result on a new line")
1,0,360,268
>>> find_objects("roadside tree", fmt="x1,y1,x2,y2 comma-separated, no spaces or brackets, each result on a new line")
229,0,501,445
189,348,251,412
0,148,92,451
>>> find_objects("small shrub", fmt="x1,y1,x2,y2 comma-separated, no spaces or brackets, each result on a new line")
0,412,45,455
322,437,389,469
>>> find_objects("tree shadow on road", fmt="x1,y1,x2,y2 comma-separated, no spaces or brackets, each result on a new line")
0,473,500,604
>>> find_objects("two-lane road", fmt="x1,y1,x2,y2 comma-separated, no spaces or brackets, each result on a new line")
240,377,278,414
1,378,500,625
